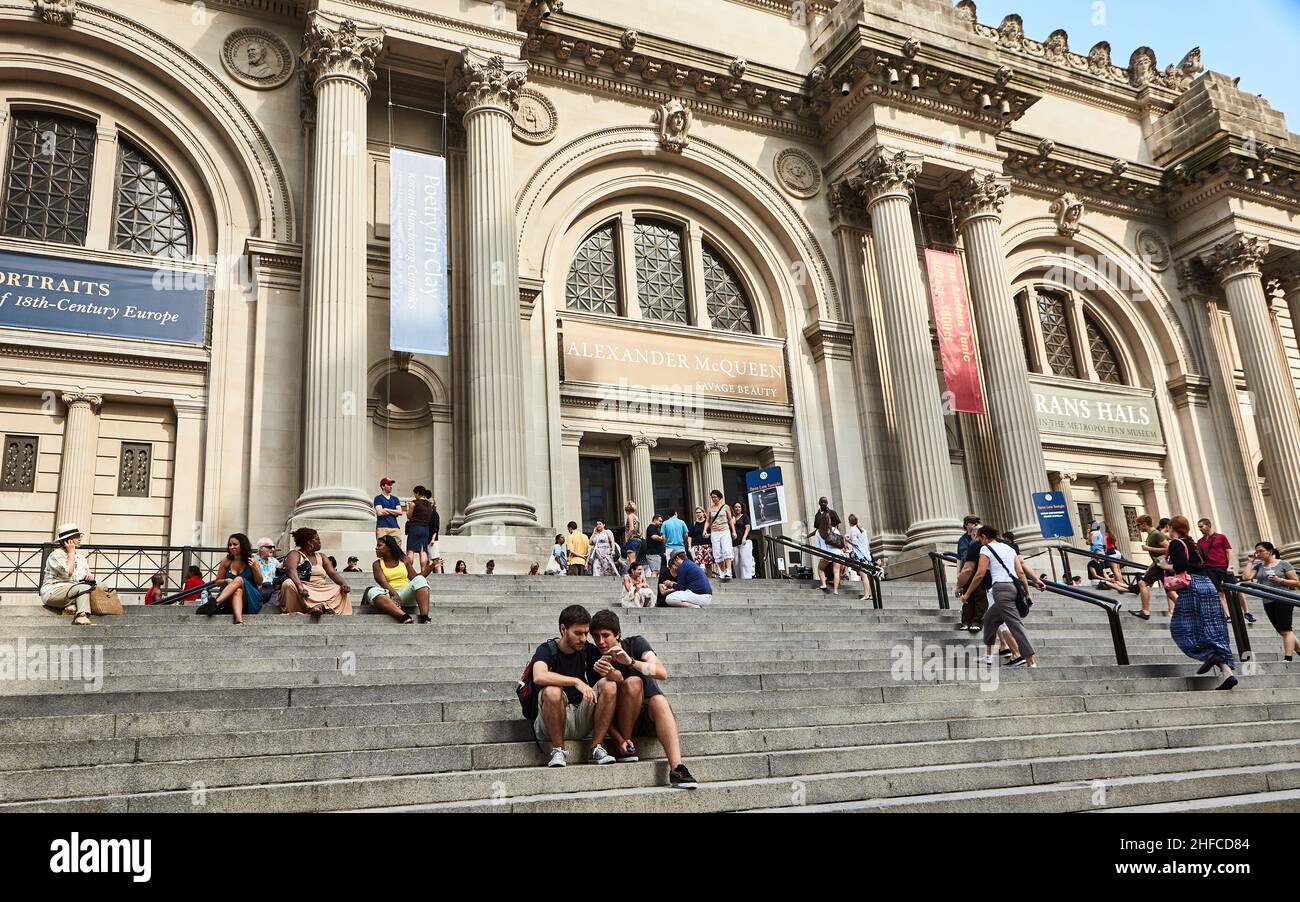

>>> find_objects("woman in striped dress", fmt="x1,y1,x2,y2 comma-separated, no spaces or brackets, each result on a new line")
1166,516,1237,690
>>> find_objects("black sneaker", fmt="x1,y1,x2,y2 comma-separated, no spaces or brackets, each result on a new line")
1006,657,1028,668
1245,612,1256,624
998,648,1014,657
669,764,698,789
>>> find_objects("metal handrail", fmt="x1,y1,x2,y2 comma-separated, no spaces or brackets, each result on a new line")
763,534,883,608
1220,580,1300,663
151,579,222,606
0,542,230,594
929,550,1130,665
1056,544,1149,587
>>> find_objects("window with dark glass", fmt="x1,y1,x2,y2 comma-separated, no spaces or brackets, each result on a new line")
118,442,152,498
1077,502,1094,534
564,222,619,314
1,434,38,493
1085,313,1125,385
633,219,689,324
2,113,96,245
113,140,191,258
702,243,754,334
1036,290,1078,378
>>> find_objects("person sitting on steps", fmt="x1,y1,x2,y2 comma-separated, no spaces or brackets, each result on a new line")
589,608,698,788
208,533,265,625
529,604,619,768
660,550,713,608
360,535,431,623
279,527,352,617
40,523,96,626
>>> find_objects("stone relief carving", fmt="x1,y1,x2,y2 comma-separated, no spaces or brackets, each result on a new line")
223,27,295,90
652,99,693,153
1050,192,1085,237
773,147,822,199
1043,29,1069,63
1037,137,1055,157
1129,47,1157,89
1086,42,1113,76
33,0,74,26
996,14,1025,51
1136,229,1170,272
512,87,557,144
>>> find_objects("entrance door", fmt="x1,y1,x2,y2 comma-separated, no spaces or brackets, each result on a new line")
651,462,690,521
723,464,765,578
579,456,619,534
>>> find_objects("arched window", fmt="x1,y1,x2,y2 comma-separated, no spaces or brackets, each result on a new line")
1084,313,1125,385
2,113,96,245
702,243,755,334
1036,290,1079,378
564,222,619,314
113,139,191,258
633,219,689,324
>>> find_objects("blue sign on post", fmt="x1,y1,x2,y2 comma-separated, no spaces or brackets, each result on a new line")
1033,491,1075,538
745,466,787,530
0,249,207,345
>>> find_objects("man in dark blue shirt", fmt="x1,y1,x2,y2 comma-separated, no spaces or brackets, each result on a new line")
660,550,712,607
373,477,402,539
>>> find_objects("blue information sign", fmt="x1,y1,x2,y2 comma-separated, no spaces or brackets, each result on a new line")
1033,491,1075,538
0,249,207,345
745,466,787,530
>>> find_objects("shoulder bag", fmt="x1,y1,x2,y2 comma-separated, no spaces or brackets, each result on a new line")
986,545,1031,617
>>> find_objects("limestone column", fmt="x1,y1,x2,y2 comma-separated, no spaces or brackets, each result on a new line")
55,393,102,535
169,401,206,545
1279,269,1300,407
857,150,959,548
1212,236,1300,556
952,172,1050,548
292,15,384,527
699,440,727,501
559,428,583,528
1099,474,1132,556
625,434,657,522
455,49,537,526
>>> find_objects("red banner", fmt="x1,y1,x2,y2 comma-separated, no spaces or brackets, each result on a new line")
924,249,985,414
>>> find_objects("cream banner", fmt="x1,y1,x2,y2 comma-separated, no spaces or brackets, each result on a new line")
1030,379,1164,447
561,319,789,404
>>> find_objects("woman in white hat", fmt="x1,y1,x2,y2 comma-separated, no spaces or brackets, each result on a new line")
40,524,95,625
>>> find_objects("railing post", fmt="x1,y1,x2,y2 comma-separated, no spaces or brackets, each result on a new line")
870,570,883,609
929,554,949,610
180,546,193,587
37,542,54,590
1224,584,1253,665
1058,546,1072,583
1106,605,1130,665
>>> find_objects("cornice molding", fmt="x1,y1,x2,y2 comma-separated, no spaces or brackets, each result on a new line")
0,342,208,373
1000,132,1163,207
1006,176,1159,220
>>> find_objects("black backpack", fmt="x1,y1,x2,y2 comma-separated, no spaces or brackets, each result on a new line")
516,639,557,720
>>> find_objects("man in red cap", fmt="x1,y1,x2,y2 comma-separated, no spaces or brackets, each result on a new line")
374,477,403,540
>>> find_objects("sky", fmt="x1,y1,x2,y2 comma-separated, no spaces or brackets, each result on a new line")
968,0,1300,125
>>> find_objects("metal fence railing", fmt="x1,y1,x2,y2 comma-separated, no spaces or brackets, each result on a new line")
0,543,229,598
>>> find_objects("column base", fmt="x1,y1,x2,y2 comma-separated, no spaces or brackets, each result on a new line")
461,493,538,528
904,519,963,551
291,486,376,524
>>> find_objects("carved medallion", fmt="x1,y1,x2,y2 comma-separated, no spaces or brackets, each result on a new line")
1136,229,1170,272
652,99,692,153
512,87,557,144
1050,192,1084,238
223,27,294,90
774,147,822,199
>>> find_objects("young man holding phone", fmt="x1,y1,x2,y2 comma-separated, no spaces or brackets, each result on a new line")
589,608,698,788
528,604,620,767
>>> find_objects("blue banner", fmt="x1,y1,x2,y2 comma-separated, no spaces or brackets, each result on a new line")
0,249,206,345
389,148,448,356
1033,491,1075,538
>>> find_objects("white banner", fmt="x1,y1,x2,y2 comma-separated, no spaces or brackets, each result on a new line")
389,148,448,356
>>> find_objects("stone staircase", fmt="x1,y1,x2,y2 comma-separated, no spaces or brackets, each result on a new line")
1,573,1298,813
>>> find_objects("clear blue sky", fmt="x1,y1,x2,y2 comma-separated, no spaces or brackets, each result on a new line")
968,0,1300,126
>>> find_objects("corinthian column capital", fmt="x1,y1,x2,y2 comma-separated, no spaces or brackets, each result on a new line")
626,434,658,451
1209,235,1270,284
701,440,729,455
857,149,921,205
455,49,529,117
952,170,1011,224
61,392,102,411
301,14,385,94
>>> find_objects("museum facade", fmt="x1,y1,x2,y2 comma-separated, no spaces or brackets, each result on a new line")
1,0,1299,568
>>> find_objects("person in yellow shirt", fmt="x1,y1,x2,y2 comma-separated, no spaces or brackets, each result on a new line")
565,520,590,576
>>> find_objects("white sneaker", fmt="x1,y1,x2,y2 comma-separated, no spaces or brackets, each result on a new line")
589,745,616,765
547,748,567,768
984,655,994,666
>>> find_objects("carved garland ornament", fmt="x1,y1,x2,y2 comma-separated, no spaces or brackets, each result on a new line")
773,147,822,199
223,27,295,90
